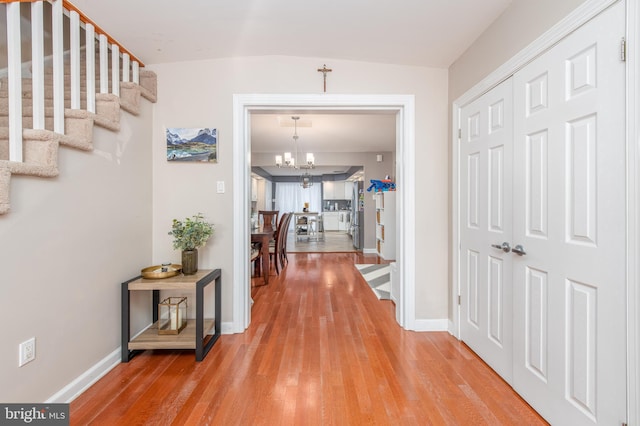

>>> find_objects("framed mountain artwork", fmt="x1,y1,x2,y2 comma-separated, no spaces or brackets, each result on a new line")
166,127,217,163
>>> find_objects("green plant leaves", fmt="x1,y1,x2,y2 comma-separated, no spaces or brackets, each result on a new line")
168,213,214,251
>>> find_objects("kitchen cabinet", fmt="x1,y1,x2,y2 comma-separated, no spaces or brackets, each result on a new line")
323,212,339,231
343,181,354,199
338,211,350,232
323,181,348,200
251,178,258,201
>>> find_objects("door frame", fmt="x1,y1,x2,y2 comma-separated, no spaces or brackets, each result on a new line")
232,94,416,332
450,0,640,424
452,0,638,423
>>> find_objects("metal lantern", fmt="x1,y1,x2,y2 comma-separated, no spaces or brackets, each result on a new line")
158,297,187,335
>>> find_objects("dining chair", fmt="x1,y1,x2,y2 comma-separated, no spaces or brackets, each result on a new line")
280,212,294,266
250,241,262,279
258,210,279,233
269,212,290,274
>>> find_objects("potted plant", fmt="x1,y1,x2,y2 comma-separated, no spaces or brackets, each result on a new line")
168,213,214,275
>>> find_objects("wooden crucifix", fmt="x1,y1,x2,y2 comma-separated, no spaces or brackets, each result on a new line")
317,64,332,93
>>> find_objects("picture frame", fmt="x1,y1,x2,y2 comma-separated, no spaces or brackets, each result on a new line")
166,127,217,163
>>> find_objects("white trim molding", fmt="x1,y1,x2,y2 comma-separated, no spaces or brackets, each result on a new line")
412,319,449,332
46,349,120,403
47,320,236,403
233,94,417,332
626,0,639,423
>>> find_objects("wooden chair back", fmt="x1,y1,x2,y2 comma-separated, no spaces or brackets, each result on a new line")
258,210,279,233
270,212,290,274
281,212,294,265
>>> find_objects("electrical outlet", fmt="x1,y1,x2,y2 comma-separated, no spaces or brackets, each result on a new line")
19,337,36,367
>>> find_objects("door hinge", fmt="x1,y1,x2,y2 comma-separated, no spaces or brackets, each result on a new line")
458,128,462,139
458,295,461,305
621,37,627,62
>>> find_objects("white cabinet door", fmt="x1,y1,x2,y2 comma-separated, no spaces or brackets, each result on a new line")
251,178,258,201
323,212,339,231
511,3,625,424
460,77,514,383
344,181,354,200
333,181,344,199
323,182,334,200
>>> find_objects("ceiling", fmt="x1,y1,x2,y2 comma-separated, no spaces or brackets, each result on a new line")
69,0,512,175
251,112,397,154
71,0,511,69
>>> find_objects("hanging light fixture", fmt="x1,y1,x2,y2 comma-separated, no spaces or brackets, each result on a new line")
275,116,315,169
300,171,313,188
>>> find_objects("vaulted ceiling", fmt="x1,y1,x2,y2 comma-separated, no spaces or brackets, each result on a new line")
70,0,511,68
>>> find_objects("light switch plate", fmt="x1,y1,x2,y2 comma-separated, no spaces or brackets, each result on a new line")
216,181,225,193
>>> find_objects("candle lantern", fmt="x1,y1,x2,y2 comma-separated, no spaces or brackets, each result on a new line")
158,297,187,335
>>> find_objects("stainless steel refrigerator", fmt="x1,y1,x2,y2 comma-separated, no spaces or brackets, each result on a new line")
351,181,364,250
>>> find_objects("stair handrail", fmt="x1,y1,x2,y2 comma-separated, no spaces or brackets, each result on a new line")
3,0,146,163
2,0,144,66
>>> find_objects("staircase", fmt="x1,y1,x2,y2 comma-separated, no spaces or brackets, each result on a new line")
0,0,157,215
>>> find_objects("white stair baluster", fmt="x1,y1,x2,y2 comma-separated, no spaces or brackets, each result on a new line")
99,34,108,94
111,44,120,97
132,61,139,85
7,1,23,162
52,0,64,134
31,1,45,131
85,23,96,113
122,53,130,83
70,10,81,110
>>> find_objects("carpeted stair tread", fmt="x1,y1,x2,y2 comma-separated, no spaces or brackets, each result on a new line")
0,128,60,177
0,58,157,214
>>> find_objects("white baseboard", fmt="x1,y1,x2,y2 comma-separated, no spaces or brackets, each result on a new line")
221,321,235,334
46,321,235,403
412,318,448,332
362,248,377,254
46,348,121,403
448,320,458,338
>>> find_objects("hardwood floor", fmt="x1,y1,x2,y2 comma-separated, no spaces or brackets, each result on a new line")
71,253,547,425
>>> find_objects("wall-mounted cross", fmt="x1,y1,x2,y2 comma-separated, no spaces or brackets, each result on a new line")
317,64,332,93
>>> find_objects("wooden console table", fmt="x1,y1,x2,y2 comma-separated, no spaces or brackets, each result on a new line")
121,268,221,362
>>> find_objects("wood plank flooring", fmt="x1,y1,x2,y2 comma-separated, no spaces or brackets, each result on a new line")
71,253,547,425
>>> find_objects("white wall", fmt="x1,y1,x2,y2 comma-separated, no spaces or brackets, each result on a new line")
448,0,588,101
149,55,449,321
0,103,153,402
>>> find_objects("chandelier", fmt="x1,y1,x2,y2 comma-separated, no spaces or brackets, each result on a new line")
300,171,313,188
275,116,315,169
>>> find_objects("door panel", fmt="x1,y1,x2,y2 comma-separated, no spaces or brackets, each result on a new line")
460,78,514,383
512,2,626,424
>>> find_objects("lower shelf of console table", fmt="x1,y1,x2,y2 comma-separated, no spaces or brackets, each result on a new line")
128,319,215,350
121,268,221,362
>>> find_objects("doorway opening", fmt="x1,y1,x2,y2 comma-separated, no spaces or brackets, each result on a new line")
232,94,416,333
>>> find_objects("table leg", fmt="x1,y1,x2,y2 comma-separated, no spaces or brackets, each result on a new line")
261,236,270,284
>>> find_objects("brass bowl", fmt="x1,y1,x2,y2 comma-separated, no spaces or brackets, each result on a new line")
141,264,182,279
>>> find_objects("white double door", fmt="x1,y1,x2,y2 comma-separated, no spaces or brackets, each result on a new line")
460,2,626,424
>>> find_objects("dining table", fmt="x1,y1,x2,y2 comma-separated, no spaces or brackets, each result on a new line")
251,227,274,284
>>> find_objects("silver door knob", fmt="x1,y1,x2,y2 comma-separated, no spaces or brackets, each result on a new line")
512,245,526,256
491,242,511,253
